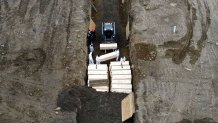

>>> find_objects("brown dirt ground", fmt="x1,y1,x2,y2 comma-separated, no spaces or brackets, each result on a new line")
129,0,218,122
0,0,134,123
0,0,88,122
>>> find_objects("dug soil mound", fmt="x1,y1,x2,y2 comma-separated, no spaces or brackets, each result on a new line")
57,86,130,123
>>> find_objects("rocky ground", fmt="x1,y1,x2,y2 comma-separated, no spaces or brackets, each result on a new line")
129,0,218,122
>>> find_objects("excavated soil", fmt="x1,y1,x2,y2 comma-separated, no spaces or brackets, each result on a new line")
0,0,89,123
2,0,218,123
57,86,133,123
0,0,133,123
130,0,218,123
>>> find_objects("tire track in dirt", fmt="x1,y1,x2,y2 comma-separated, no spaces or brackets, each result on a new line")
18,0,30,18
160,0,211,64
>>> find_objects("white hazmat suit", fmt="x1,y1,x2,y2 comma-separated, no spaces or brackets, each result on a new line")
96,55,100,64
115,49,120,61
89,52,94,64
89,43,94,52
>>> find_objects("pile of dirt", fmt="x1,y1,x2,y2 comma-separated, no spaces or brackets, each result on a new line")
57,86,131,123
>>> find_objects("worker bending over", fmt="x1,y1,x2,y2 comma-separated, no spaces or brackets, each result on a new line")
120,56,126,68
123,56,126,62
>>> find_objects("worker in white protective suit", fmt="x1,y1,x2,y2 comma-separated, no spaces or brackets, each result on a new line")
89,52,94,64
120,56,126,68
120,57,123,66
89,43,94,52
96,55,100,64
115,49,120,61
123,56,126,62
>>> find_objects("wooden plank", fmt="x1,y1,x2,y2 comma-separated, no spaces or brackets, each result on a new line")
89,83,109,87
95,89,109,92
88,64,108,69
89,18,96,31
111,70,131,75
99,51,117,62
110,65,130,70
87,80,90,86
122,92,135,121
111,84,132,89
93,86,109,89
87,80,108,86
110,61,129,66
89,80,109,87
111,75,132,80
100,43,117,50
111,79,131,84
93,86,109,92
88,64,108,70
88,79,109,84
88,70,108,75
111,89,132,93
89,79,109,84
126,19,130,40
88,75,108,80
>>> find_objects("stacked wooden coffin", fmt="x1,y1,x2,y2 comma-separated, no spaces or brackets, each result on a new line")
88,64,109,92
98,43,118,62
110,61,132,93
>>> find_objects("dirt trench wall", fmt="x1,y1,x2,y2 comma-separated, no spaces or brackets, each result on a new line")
129,0,218,122
0,0,90,123
0,0,89,86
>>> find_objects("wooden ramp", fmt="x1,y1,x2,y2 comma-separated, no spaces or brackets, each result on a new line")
122,92,135,121
110,61,132,93
87,64,109,92
89,18,96,31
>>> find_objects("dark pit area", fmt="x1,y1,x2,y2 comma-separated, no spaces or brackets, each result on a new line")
57,86,134,123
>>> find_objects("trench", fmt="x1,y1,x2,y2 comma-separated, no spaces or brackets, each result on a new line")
57,0,134,123
92,0,130,61
91,0,131,90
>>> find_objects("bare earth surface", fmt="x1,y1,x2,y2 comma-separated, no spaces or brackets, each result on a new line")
130,0,218,122
0,1,131,123
1,0,218,123
0,0,89,122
